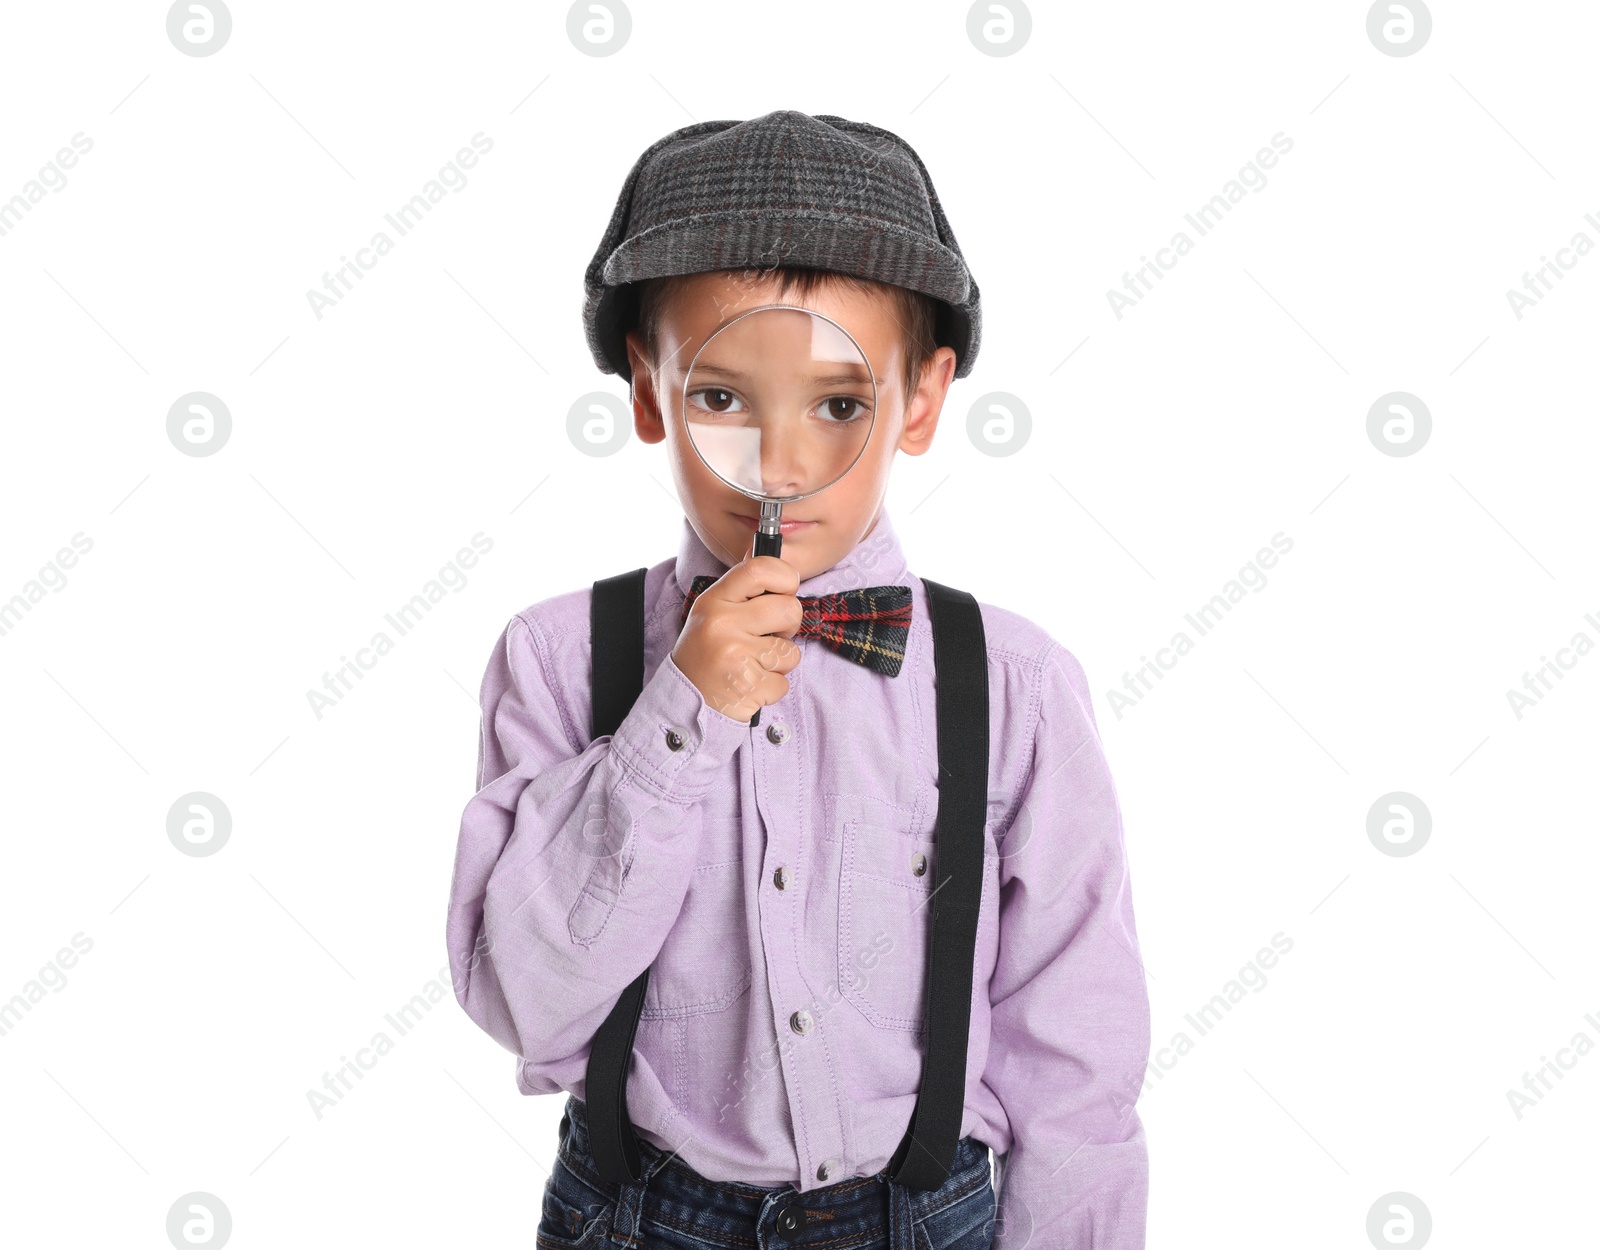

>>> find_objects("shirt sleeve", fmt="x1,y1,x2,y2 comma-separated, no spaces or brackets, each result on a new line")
982,641,1151,1249
444,609,749,1093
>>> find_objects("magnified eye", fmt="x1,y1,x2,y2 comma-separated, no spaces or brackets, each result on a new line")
689,387,746,416
821,397,869,423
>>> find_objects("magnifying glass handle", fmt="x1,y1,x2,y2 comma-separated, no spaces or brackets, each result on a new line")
753,499,783,560
747,501,785,727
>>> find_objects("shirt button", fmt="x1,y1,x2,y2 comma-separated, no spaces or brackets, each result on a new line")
775,1204,807,1240
789,1009,813,1035
664,727,688,752
765,722,788,744
910,852,928,877
772,865,791,891
817,1157,841,1182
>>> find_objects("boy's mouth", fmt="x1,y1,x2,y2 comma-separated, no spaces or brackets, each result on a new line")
730,512,816,535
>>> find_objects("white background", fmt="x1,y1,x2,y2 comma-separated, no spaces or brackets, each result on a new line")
1,1,1595,1246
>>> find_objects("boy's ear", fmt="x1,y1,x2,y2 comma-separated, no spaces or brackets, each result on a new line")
624,330,665,444
896,346,958,457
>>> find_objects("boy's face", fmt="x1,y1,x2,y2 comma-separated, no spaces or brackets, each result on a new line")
625,271,958,583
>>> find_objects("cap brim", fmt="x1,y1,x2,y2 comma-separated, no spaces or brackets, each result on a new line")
590,212,978,382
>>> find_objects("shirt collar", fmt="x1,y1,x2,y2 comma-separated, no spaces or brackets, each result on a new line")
673,506,910,599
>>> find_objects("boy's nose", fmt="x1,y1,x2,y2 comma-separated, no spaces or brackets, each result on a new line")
757,423,808,496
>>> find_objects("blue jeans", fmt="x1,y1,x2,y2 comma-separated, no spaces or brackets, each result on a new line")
538,1094,997,1250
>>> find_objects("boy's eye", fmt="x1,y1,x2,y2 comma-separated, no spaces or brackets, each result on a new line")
689,387,745,416
821,397,869,423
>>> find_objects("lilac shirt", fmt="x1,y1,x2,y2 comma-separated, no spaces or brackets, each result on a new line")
445,507,1150,1247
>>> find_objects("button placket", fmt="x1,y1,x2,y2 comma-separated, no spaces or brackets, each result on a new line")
753,693,828,1179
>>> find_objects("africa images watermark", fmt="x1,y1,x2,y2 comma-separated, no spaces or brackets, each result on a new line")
1140,932,1295,1095
0,932,94,1039
0,531,94,640
1504,209,1600,320
1106,131,1294,320
1503,608,1600,720
1106,531,1294,720
0,132,93,240
1504,1006,1600,1121
305,965,453,1120
304,132,493,320
305,532,493,719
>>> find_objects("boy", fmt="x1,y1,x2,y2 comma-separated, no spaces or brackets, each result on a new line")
445,109,1150,1249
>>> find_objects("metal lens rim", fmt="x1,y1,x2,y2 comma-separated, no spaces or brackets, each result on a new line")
677,302,879,504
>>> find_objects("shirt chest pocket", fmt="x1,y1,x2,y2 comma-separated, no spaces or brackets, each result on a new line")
640,815,752,1018
837,814,939,1032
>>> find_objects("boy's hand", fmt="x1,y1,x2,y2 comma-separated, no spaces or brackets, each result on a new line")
670,555,804,723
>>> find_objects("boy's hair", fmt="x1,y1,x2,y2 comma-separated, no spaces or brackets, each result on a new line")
632,266,941,418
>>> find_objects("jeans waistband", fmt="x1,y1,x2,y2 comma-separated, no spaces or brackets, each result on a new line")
555,1093,992,1248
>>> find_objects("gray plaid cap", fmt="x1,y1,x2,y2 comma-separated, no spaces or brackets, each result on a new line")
583,109,981,384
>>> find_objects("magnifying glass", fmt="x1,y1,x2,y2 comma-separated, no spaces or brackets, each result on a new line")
678,304,878,562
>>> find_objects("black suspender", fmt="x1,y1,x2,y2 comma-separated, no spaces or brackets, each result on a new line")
885,578,989,1190
584,567,653,1186
589,567,649,742
582,568,989,1192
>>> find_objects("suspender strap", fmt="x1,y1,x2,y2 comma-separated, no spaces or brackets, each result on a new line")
589,567,648,741
584,567,652,1184
886,577,990,1191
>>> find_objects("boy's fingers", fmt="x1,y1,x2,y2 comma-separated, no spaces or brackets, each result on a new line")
741,591,804,639
707,555,799,603
674,556,803,716
733,635,797,679
755,635,802,674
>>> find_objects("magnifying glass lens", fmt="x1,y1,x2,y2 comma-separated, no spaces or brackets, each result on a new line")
681,306,876,502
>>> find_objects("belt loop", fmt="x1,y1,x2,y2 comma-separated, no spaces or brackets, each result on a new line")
607,1175,642,1247
887,1175,916,1250
607,1136,668,1247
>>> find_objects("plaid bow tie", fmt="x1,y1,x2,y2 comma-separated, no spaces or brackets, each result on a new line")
681,574,913,677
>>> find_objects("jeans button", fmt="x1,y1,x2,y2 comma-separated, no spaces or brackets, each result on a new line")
775,1203,808,1240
